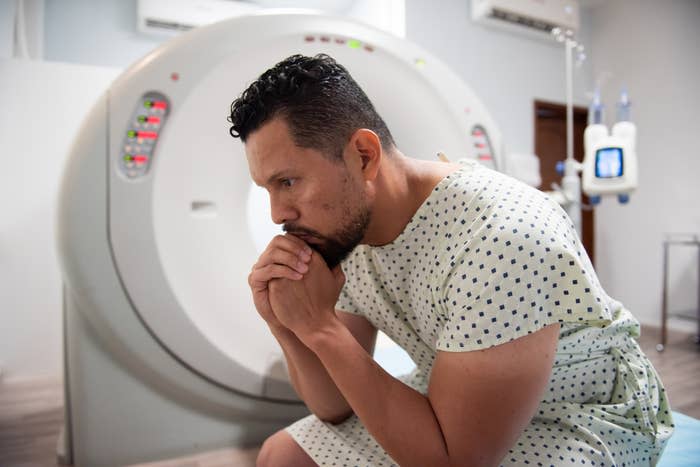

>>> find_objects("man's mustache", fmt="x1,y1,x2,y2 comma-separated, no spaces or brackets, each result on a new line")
282,224,324,239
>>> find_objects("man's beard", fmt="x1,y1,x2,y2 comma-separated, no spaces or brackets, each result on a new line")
283,205,371,268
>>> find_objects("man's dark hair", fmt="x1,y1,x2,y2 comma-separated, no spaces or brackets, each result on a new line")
228,54,395,159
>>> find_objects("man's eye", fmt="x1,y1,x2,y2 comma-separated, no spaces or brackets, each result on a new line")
281,178,296,188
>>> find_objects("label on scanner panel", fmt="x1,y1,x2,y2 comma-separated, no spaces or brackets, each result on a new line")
119,92,170,179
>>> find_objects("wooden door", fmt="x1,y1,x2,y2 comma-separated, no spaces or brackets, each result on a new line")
534,100,594,266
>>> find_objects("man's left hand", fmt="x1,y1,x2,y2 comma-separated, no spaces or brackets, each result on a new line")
268,249,346,344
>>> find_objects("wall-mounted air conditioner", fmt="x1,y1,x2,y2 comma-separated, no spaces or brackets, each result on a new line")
137,0,405,38
471,0,579,40
137,0,261,36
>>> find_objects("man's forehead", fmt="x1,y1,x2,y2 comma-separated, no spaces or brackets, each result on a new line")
244,117,343,187
245,119,294,183
246,149,289,187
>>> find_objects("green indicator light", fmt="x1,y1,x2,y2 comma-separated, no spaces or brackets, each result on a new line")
348,39,361,49
138,115,146,123
127,130,136,138
144,100,152,108
415,58,426,68
123,154,132,161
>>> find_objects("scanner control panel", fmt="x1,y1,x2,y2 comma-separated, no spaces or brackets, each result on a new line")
119,92,170,179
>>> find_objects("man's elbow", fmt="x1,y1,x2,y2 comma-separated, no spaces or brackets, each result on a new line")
316,408,353,425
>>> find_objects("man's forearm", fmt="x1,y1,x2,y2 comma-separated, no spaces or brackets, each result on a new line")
305,321,451,467
269,324,353,423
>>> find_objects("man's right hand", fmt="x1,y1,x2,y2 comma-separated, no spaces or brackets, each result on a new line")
248,234,313,328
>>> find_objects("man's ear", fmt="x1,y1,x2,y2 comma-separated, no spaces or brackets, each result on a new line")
346,128,382,182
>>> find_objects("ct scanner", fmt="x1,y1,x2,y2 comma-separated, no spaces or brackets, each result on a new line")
57,11,503,466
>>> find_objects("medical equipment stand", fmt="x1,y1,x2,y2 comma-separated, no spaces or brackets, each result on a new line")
548,28,585,239
658,233,700,352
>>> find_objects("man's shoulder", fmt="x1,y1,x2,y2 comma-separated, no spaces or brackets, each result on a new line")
340,245,372,276
435,165,561,233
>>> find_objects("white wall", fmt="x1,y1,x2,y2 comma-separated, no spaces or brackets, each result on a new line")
44,0,163,67
1,0,45,60
0,60,120,382
405,0,594,156
590,0,700,329
0,2,18,58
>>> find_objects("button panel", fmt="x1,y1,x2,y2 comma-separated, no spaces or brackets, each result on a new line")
119,92,170,179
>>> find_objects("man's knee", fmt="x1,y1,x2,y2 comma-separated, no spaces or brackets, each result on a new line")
256,430,316,467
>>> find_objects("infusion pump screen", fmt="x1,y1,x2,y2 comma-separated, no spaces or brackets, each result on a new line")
595,147,624,178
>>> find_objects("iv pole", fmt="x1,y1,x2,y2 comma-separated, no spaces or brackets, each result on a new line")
550,27,585,238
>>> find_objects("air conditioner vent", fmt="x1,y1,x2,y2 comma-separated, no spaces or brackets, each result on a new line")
490,8,556,33
144,18,195,32
472,0,579,41
137,0,261,36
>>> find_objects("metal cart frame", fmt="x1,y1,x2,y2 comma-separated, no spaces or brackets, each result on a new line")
658,233,700,351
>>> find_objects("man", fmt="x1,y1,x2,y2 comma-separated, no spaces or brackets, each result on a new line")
229,54,673,466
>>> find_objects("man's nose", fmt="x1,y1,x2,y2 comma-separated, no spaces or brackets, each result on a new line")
270,196,298,225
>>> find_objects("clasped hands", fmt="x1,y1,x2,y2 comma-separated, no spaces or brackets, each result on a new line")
248,234,346,346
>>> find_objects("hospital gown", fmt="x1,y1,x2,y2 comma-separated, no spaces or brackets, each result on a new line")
286,159,673,466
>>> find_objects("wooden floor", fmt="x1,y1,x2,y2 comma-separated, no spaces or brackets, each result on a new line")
637,327,700,418
1,326,698,467
0,378,64,467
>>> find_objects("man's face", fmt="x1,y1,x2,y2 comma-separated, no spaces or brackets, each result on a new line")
245,117,371,267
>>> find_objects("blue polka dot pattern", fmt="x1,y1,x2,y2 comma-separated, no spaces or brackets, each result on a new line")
286,160,673,466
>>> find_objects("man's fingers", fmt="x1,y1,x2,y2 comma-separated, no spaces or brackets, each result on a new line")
266,234,312,258
250,263,303,288
254,235,312,271
248,234,313,291
255,248,309,274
